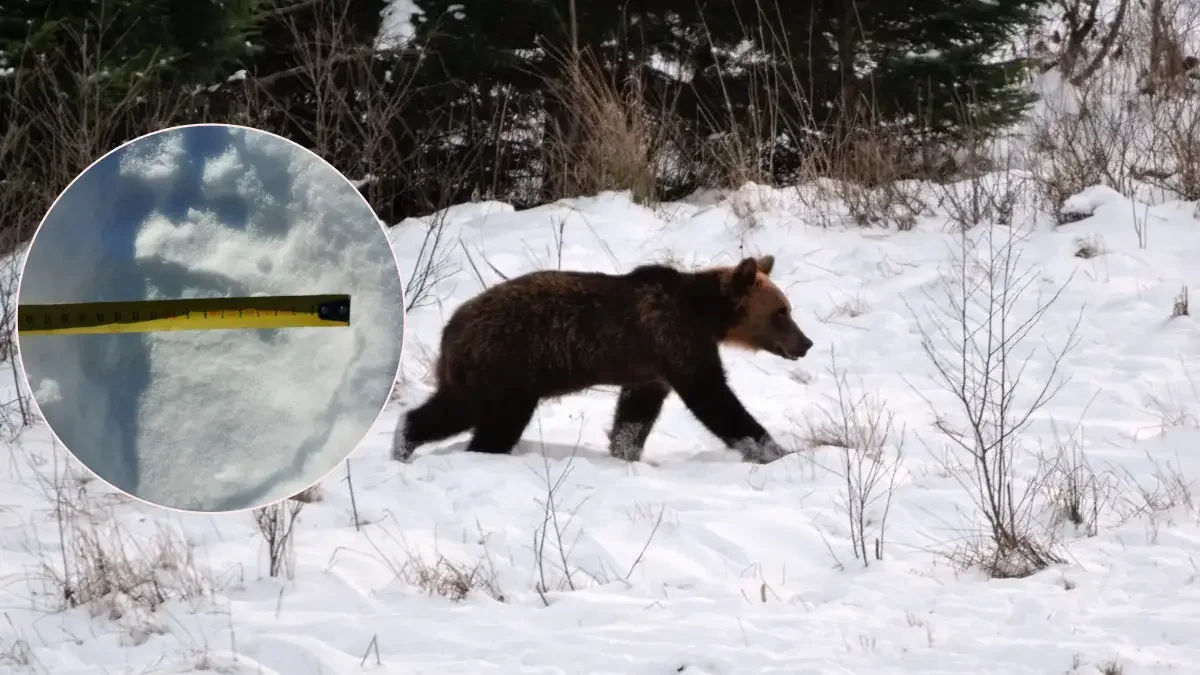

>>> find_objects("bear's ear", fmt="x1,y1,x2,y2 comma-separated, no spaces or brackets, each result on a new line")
757,255,775,276
731,257,759,292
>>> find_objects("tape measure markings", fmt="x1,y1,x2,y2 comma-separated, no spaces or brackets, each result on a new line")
17,294,351,336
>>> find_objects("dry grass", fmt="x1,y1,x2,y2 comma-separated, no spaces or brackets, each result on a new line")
1113,452,1195,529
401,551,506,603
1037,424,1120,540
22,443,214,615
541,48,675,204
1172,285,1190,317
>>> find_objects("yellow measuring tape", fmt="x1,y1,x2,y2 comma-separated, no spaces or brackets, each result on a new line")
17,294,351,336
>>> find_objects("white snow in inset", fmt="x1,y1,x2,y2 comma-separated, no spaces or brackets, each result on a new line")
16,124,404,512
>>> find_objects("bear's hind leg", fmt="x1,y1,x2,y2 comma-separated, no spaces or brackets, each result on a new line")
608,381,670,462
464,396,538,455
392,388,472,462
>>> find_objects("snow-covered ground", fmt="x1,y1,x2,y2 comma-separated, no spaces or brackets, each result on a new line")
3,174,1200,673
15,124,405,513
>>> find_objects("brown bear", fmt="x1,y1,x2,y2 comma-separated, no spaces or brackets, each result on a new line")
391,254,813,464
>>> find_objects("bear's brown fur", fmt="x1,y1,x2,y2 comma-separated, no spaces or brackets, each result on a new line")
392,255,813,464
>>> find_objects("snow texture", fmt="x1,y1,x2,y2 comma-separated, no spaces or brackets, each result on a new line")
3,179,1200,673
16,124,405,512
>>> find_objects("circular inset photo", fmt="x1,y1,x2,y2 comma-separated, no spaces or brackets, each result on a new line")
16,123,406,513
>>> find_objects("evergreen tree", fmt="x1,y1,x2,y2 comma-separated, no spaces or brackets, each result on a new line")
388,0,1052,209
669,0,1050,181
854,0,1046,137
0,0,262,100
404,0,699,204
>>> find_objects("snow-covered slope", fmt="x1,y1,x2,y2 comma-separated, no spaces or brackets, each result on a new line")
2,178,1200,673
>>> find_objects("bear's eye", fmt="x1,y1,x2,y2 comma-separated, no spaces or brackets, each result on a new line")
772,308,788,321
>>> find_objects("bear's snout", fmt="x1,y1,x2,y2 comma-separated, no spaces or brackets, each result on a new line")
773,317,813,360
769,330,812,361
784,335,813,360
794,335,814,358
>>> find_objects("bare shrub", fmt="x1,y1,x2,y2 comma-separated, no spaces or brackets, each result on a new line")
1133,95,1200,201
403,206,459,313
1034,93,1200,215
0,251,33,435
805,421,853,450
807,351,906,567
938,164,1026,232
934,101,1029,232
253,499,307,579
1113,459,1194,546
50,517,209,616
0,120,37,431
1032,0,1200,211
1142,388,1200,433
912,223,1082,578
234,0,428,214
820,121,930,231
684,9,793,191
1030,81,1142,212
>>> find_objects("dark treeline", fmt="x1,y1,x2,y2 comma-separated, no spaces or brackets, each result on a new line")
0,0,1050,249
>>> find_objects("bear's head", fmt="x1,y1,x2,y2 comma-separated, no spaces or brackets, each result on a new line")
721,255,813,361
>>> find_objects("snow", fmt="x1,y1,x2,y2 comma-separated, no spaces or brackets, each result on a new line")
3,175,1200,672
14,123,405,513
378,0,421,50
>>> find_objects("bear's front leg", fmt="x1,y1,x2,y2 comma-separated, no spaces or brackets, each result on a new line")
665,352,792,464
